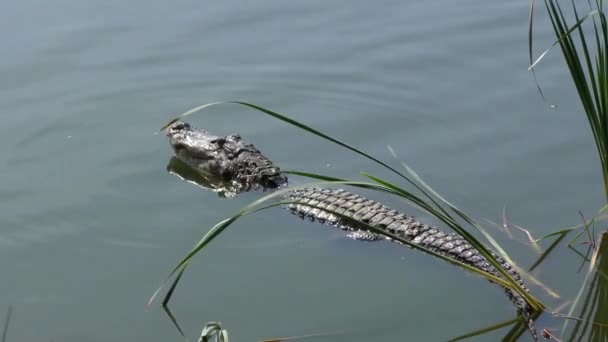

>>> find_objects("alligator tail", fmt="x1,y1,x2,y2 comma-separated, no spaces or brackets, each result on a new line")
286,187,538,341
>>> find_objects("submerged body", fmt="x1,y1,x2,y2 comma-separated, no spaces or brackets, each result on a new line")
164,121,539,340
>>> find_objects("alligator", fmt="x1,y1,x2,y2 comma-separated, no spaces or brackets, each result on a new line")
165,121,540,341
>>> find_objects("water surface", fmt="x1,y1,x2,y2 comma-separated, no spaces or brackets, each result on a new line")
0,1,602,341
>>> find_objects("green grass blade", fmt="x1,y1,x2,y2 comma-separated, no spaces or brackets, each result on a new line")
150,179,486,313
538,0,608,201
529,9,599,69
566,232,608,340
529,0,536,66
359,168,543,310
289,171,545,308
161,101,547,310
160,101,451,217
529,231,568,271
155,178,546,320
1,306,12,342
447,317,520,342
161,267,188,339
357,172,453,221
163,179,424,277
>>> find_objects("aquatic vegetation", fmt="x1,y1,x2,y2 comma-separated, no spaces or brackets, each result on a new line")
530,0,608,203
526,0,608,339
562,231,608,340
1,306,12,342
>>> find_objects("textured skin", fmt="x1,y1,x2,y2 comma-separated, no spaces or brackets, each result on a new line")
287,188,537,341
165,121,287,191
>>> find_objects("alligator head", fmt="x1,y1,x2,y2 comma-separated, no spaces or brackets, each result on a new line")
165,121,288,192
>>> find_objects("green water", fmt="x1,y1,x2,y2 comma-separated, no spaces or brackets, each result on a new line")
0,1,603,341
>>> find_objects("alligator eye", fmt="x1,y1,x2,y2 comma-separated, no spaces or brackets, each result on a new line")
170,122,191,132
211,138,226,147
227,134,241,141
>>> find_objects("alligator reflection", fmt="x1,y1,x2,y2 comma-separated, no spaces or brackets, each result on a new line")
166,156,242,198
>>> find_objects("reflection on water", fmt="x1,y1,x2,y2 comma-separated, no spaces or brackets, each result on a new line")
166,156,241,198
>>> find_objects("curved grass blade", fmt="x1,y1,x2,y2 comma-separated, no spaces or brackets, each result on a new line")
1,306,12,342
151,180,403,308
502,317,530,342
561,233,608,337
386,147,534,281
535,0,608,202
357,166,544,310
283,171,540,292
368,180,542,310
157,200,525,340
198,199,513,287
529,9,599,70
528,0,552,103
160,103,540,298
285,171,531,292
447,316,520,342
160,101,452,219
529,231,569,272
162,266,188,339
156,179,545,318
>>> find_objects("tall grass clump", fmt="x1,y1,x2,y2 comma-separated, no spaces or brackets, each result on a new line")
530,0,608,203
567,232,608,340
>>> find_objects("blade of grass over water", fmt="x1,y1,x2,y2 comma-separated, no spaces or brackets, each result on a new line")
446,317,520,342
291,171,543,306
159,102,543,311
162,267,188,339
1,306,12,342
157,197,529,341
529,231,569,272
156,102,553,342
559,232,608,338
154,182,544,340
158,181,521,292
160,101,453,219
380,147,546,308
567,232,608,340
